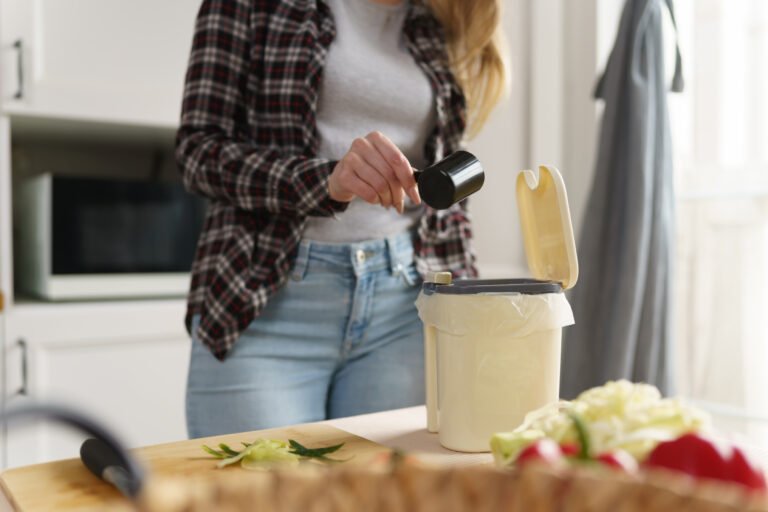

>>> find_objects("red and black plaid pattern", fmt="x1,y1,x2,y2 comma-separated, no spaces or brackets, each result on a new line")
177,0,477,360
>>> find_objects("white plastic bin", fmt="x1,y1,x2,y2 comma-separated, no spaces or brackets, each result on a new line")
416,166,579,452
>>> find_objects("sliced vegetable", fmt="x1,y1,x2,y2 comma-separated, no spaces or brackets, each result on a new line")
644,433,767,493
515,438,566,468
727,446,768,491
511,411,636,474
202,438,346,469
559,443,580,458
491,380,709,466
595,450,639,473
202,439,300,469
490,429,545,466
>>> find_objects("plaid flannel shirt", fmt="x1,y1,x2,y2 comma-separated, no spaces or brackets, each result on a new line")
177,0,477,360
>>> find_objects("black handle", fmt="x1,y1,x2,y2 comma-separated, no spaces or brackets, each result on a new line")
414,150,484,210
0,402,145,499
81,438,141,498
13,39,23,100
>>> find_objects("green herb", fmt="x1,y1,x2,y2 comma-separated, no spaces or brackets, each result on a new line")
217,443,241,457
202,444,227,458
567,411,591,460
288,439,345,460
201,438,347,469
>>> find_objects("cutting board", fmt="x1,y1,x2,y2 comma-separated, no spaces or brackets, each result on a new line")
0,423,391,512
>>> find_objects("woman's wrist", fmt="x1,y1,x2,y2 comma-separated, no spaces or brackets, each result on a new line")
327,167,347,203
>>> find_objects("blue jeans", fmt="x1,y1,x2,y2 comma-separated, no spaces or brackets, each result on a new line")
185,231,425,438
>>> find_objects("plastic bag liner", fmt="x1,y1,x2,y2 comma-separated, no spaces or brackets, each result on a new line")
415,291,574,339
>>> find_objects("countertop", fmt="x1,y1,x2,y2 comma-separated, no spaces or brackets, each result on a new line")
0,406,491,511
5,405,766,511
327,405,494,466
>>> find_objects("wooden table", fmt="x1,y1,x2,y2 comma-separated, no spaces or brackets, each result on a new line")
0,406,492,511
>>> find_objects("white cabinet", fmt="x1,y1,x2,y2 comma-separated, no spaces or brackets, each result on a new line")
1,0,199,127
0,0,201,470
0,115,10,469
0,300,5,468
4,300,190,468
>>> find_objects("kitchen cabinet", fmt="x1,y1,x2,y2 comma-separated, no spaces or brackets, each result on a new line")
0,116,10,469
0,295,5,469
0,0,200,469
0,0,199,128
3,300,190,468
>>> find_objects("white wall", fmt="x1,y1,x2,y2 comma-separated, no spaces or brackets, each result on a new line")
467,0,530,278
469,0,603,279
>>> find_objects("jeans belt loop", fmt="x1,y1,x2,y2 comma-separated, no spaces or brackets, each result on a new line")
386,234,415,285
385,235,399,275
291,240,311,281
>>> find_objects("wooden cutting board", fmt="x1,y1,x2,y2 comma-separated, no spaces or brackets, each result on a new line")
0,423,391,512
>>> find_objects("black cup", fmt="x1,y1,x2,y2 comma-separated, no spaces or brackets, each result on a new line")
414,150,484,210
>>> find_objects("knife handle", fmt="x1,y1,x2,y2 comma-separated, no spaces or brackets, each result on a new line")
80,438,141,498
0,402,145,499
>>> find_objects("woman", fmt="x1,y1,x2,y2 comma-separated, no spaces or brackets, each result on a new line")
177,0,507,438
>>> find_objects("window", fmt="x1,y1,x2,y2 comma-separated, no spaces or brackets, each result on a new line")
671,0,768,450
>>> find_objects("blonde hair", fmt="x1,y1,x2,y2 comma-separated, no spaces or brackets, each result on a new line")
426,0,509,139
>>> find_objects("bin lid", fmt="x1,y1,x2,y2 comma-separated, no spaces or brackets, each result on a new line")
421,278,562,296
516,166,579,290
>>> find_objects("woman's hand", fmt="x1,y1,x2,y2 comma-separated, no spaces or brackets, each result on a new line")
327,131,421,214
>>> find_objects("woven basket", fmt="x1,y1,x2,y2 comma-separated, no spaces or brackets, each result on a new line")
138,463,768,512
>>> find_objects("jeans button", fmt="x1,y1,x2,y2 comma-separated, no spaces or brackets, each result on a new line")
355,249,366,264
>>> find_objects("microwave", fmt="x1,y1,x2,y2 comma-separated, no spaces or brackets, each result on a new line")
13,174,206,300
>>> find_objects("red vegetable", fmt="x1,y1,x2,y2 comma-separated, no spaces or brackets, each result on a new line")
563,412,636,474
559,443,580,458
644,433,767,493
515,438,565,467
595,450,639,473
514,416,639,475
727,445,768,491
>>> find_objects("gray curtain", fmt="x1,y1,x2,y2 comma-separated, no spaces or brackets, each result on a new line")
561,0,683,398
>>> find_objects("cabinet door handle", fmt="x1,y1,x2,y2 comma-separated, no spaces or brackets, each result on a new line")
17,339,28,396
13,39,24,100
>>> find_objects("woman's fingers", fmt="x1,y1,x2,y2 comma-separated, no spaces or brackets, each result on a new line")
328,132,419,212
354,136,404,213
365,131,421,206
328,158,380,205
345,174,381,205
347,150,393,207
